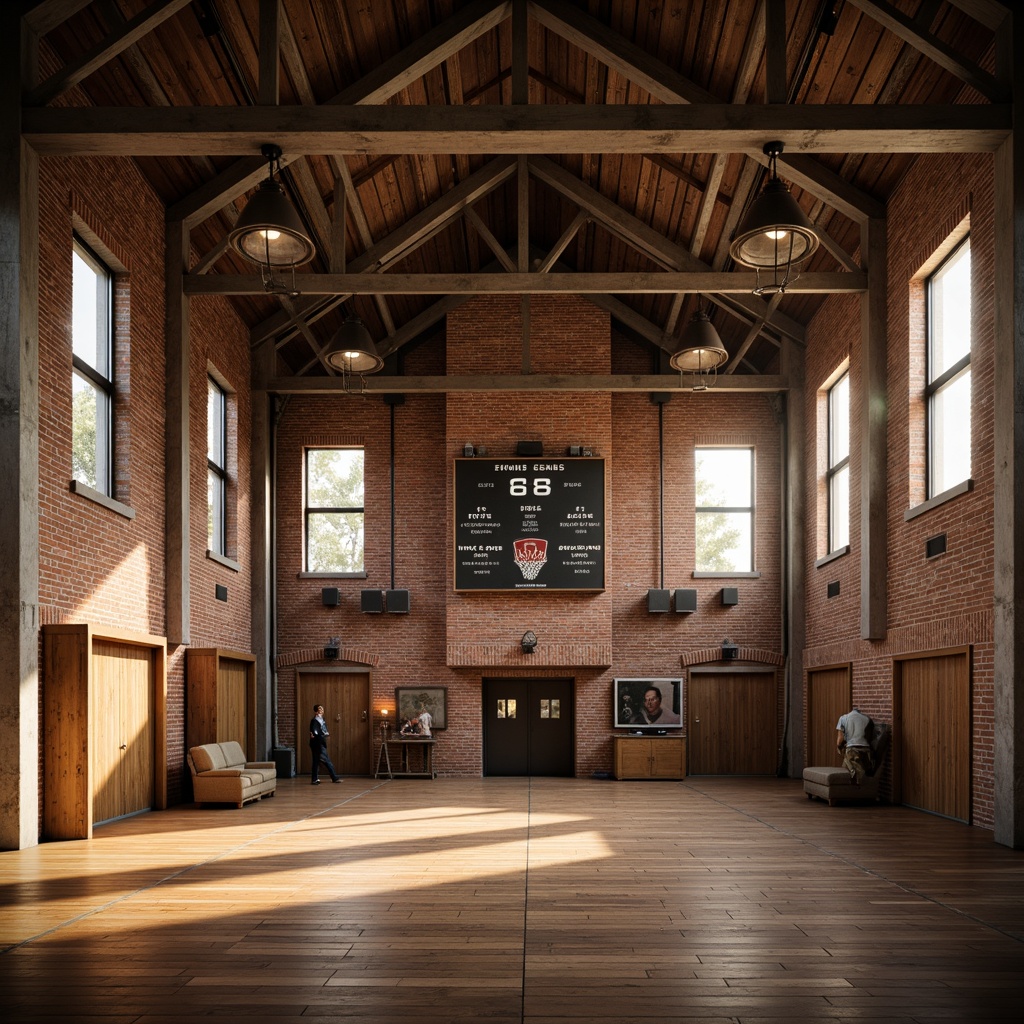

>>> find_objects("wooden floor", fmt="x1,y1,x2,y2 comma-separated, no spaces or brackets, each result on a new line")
2,776,1024,1023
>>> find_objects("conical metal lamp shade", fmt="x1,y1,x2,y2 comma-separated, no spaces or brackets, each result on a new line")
729,177,819,269
323,316,384,374
670,311,729,372
229,179,316,268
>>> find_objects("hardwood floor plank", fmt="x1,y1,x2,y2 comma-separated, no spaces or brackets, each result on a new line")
2,776,1023,1023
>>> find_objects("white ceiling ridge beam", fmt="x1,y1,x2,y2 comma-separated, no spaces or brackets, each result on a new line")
844,0,1008,102
25,0,194,108
184,270,864,297
24,103,1009,156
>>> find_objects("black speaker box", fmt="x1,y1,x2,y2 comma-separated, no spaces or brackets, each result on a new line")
321,586,340,607
647,588,671,613
386,589,410,613
516,440,543,456
674,588,697,613
361,589,384,613
721,587,739,606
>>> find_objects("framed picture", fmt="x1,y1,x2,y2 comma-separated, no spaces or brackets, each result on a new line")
613,678,683,730
395,686,448,732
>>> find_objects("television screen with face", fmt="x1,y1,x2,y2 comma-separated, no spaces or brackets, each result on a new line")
614,678,683,731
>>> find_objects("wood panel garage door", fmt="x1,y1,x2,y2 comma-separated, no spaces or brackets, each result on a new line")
894,648,971,822
806,665,851,768
687,671,779,775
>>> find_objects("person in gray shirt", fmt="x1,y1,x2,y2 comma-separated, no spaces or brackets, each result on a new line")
836,707,873,784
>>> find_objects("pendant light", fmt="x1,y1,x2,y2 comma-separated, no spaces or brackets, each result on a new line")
228,144,315,288
322,314,385,392
729,142,819,295
670,309,729,390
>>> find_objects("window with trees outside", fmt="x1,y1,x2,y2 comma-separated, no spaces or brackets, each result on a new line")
828,371,850,552
71,236,114,494
927,237,971,498
306,448,365,573
207,376,227,555
695,447,754,572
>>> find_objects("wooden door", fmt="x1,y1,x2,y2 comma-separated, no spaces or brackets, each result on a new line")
687,671,778,775
92,640,154,825
806,665,851,767
217,658,250,751
297,671,372,777
895,649,971,822
483,678,575,776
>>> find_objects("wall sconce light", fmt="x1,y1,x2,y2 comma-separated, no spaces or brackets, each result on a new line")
521,630,538,654
670,309,729,391
228,143,315,293
721,639,739,660
729,141,819,296
324,636,340,660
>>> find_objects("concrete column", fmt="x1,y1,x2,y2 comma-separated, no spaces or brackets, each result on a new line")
0,5,40,850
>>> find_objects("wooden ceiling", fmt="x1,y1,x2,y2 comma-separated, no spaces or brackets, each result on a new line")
23,0,1010,384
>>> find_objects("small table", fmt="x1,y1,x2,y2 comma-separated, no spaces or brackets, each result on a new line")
375,737,437,779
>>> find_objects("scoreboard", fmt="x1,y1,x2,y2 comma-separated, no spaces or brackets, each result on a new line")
453,458,606,591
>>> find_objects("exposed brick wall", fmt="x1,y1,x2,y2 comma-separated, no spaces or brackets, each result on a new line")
802,152,995,828
36,156,253,812
275,295,784,778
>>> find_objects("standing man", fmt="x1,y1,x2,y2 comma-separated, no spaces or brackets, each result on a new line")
836,706,873,784
309,704,342,785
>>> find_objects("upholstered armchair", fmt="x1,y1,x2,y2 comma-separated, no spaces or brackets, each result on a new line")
803,722,890,806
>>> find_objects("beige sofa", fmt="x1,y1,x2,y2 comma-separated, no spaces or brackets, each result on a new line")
187,740,277,808
803,723,890,806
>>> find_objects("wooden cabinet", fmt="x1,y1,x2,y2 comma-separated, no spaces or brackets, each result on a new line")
186,648,257,758
614,736,686,780
43,623,167,840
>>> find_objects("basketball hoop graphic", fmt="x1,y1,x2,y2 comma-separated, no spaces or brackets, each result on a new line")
513,538,548,581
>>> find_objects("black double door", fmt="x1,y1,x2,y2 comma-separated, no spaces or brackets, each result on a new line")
482,678,575,776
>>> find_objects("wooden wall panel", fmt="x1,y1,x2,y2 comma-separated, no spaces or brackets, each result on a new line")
806,665,851,767
895,648,971,822
687,672,778,775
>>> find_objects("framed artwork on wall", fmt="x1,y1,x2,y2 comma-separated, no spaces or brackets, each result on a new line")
395,686,448,732
613,678,683,730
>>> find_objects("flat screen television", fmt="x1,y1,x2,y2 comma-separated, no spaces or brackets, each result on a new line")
614,677,683,732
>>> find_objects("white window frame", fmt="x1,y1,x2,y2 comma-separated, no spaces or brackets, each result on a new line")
694,446,755,574
926,236,971,499
71,235,114,495
305,447,366,574
827,371,850,553
207,375,227,556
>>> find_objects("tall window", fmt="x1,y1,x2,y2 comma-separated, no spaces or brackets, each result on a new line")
207,376,227,555
71,237,113,493
927,237,971,497
695,447,753,572
306,448,365,573
827,371,850,552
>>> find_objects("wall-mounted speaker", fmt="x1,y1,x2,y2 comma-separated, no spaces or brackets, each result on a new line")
516,440,543,456
926,533,947,558
321,587,340,607
386,589,410,613
720,587,739,606
215,584,228,602
360,589,384,613
647,588,671,613
674,588,697,613
827,580,840,599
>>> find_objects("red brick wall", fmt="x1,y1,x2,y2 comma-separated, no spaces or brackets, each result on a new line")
37,156,253,808
275,295,784,777
803,152,995,827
